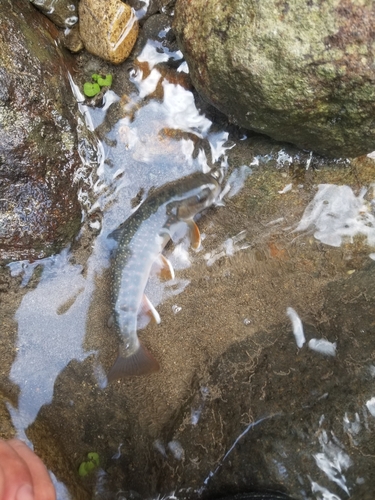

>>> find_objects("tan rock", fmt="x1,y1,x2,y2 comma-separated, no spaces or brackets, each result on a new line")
79,0,139,64
62,25,84,53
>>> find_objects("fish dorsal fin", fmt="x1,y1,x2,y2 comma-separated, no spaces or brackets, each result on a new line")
108,226,125,242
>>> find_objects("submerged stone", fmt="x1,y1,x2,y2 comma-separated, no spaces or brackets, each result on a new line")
79,0,139,64
174,0,375,158
30,0,79,28
62,24,84,53
0,0,82,263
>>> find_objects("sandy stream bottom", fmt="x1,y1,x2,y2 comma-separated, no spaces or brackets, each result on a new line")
2,144,375,499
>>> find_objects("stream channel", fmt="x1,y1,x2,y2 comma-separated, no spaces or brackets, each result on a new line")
2,18,375,500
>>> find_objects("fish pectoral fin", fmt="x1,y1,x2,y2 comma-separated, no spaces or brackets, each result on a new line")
153,254,175,281
141,294,161,324
108,343,160,380
186,219,201,250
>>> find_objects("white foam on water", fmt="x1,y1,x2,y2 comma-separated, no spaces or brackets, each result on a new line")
162,80,212,137
224,165,253,198
204,230,249,266
8,249,97,432
308,338,337,356
153,439,167,458
295,184,375,248
313,430,352,495
276,149,293,167
343,413,361,446
134,67,162,99
133,0,150,19
278,183,293,194
311,481,342,500
137,40,183,69
191,408,201,425
177,61,189,73
286,307,305,348
167,440,185,461
365,397,375,417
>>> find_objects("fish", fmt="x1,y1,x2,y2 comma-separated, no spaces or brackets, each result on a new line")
107,169,221,381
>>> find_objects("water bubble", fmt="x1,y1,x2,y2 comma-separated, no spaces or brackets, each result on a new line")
172,304,182,314
167,440,185,461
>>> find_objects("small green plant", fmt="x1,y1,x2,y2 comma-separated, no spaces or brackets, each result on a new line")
83,82,100,97
83,74,113,97
78,452,100,477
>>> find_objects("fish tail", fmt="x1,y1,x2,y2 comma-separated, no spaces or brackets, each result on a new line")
108,343,160,381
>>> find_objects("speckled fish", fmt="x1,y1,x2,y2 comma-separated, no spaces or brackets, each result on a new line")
107,170,221,381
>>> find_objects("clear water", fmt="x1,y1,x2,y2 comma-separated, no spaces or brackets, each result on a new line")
3,23,375,500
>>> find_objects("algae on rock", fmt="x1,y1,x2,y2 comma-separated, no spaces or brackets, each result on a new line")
174,0,375,158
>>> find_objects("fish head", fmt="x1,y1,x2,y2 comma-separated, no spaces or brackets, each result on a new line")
174,172,221,221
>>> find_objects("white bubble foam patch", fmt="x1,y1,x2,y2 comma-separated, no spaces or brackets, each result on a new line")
296,184,375,247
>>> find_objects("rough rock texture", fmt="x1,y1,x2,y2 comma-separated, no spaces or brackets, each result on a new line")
61,24,84,53
79,0,139,64
174,0,375,158
0,0,82,263
30,0,79,28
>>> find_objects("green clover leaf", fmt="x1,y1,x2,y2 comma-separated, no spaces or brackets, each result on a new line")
83,82,101,97
97,74,113,87
78,452,100,476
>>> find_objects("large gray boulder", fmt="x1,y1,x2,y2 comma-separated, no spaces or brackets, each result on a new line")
174,0,375,158
0,0,82,263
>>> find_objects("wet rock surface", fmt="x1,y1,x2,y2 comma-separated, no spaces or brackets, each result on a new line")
174,0,375,158
30,0,79,28
0,0,82,263
79,0,139,64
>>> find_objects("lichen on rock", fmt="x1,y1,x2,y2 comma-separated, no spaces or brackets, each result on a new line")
174,0,375,158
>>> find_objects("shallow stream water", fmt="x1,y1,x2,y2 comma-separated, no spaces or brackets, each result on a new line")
2,23,375,500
